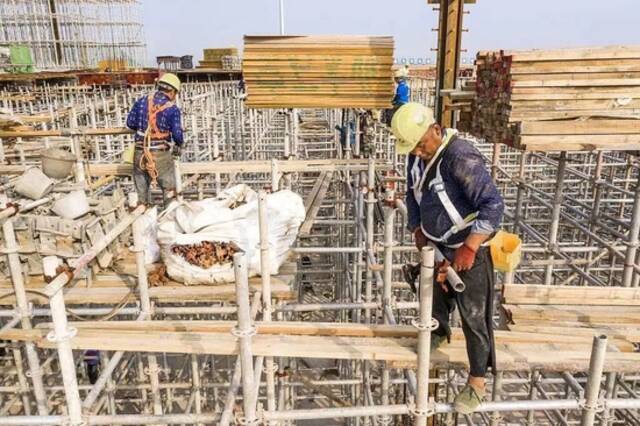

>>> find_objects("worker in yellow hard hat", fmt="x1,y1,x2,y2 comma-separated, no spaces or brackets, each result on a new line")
126,72,184,207
392,102,504,415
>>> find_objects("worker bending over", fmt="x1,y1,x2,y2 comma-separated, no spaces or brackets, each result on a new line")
392,102,504,414
126,73,184,207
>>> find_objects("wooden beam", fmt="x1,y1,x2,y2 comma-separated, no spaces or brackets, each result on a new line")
4,326,638,373
0,159,391,176
503,283,640,306
504,304,640,326
300,171,333,235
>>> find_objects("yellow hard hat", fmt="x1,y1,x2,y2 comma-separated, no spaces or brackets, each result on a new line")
157,73,181,92
391,102,435,155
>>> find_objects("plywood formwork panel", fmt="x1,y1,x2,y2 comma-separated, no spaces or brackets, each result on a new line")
243,35,394,108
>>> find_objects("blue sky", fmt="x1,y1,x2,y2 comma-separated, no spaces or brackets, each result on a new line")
143,0,639,66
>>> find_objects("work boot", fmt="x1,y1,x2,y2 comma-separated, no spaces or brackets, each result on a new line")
431,334,447,351
454,384,485,414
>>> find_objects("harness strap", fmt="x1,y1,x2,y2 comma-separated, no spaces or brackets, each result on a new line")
423,160,480,246
430,161,466,229
139,93,174,186
146,95,174,140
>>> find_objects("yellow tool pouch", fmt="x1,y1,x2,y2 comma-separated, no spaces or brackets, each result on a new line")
490,230,522,273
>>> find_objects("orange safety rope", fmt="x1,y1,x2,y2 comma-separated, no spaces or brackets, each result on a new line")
138,94,174,186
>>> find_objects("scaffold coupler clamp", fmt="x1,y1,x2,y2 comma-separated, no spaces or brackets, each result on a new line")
408,399,436,418
412,316,439,332
143,362,162,377
235,414,261,425
61,418,87,426
232,325,257,338
488,412,504,423
47,326,77,344
579,397,606,413
264,362,279,374
377,414,393,425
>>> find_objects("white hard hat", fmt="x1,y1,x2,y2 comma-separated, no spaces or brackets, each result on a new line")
394,66,409,79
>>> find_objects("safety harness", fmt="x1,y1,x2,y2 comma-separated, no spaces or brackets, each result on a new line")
411,130,479,248
138,94,175,185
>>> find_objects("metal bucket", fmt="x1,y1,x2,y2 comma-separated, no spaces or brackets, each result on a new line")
41,147,75,179
52,190,90,219
13,167,54,200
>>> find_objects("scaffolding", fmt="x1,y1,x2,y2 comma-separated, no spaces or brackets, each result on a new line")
0,76,637,425
0,0,146,70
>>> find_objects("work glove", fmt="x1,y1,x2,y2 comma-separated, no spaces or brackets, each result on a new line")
403,260,450,295
172,144,182,159
414,227,428,251
453,243,477,272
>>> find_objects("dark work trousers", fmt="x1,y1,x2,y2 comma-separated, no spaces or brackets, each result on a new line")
432,246,496,377
133,148,176,207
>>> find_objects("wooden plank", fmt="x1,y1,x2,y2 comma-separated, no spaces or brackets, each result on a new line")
0,278,295,306
504,304,640,326
506,45,640,62
510,59,640,74
300,171,333,235
519,134,640,152
507,324,640,343
512,78,640,88
503,284,640,306
0,159,391,176
39,321,634,352
518,120,640,136
5,327,638,373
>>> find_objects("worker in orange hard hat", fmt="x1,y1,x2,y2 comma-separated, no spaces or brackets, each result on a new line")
126,72,184,207
392,102,505,415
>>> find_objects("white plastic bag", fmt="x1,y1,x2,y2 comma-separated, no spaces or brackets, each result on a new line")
157,185,304,285
140,207,160,265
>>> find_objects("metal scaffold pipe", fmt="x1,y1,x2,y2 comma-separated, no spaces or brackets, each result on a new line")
581,335,608,426
233,252,259,424
414,246,435,426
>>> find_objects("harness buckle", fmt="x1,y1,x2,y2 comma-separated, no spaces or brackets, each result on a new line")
432,181,445,193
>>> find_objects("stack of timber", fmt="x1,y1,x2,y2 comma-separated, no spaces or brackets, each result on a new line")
471,45,640,151
198,48,238,69
502,284,640,346
242,35,395,109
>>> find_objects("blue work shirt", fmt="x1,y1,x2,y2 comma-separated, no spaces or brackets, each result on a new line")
126,91,184,146
393,79,410,106
406,133,504,255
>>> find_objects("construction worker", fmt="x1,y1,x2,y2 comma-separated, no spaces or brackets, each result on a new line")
393,65,411,108
392,102,504,414
126,72,184,207
384,66,411,125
